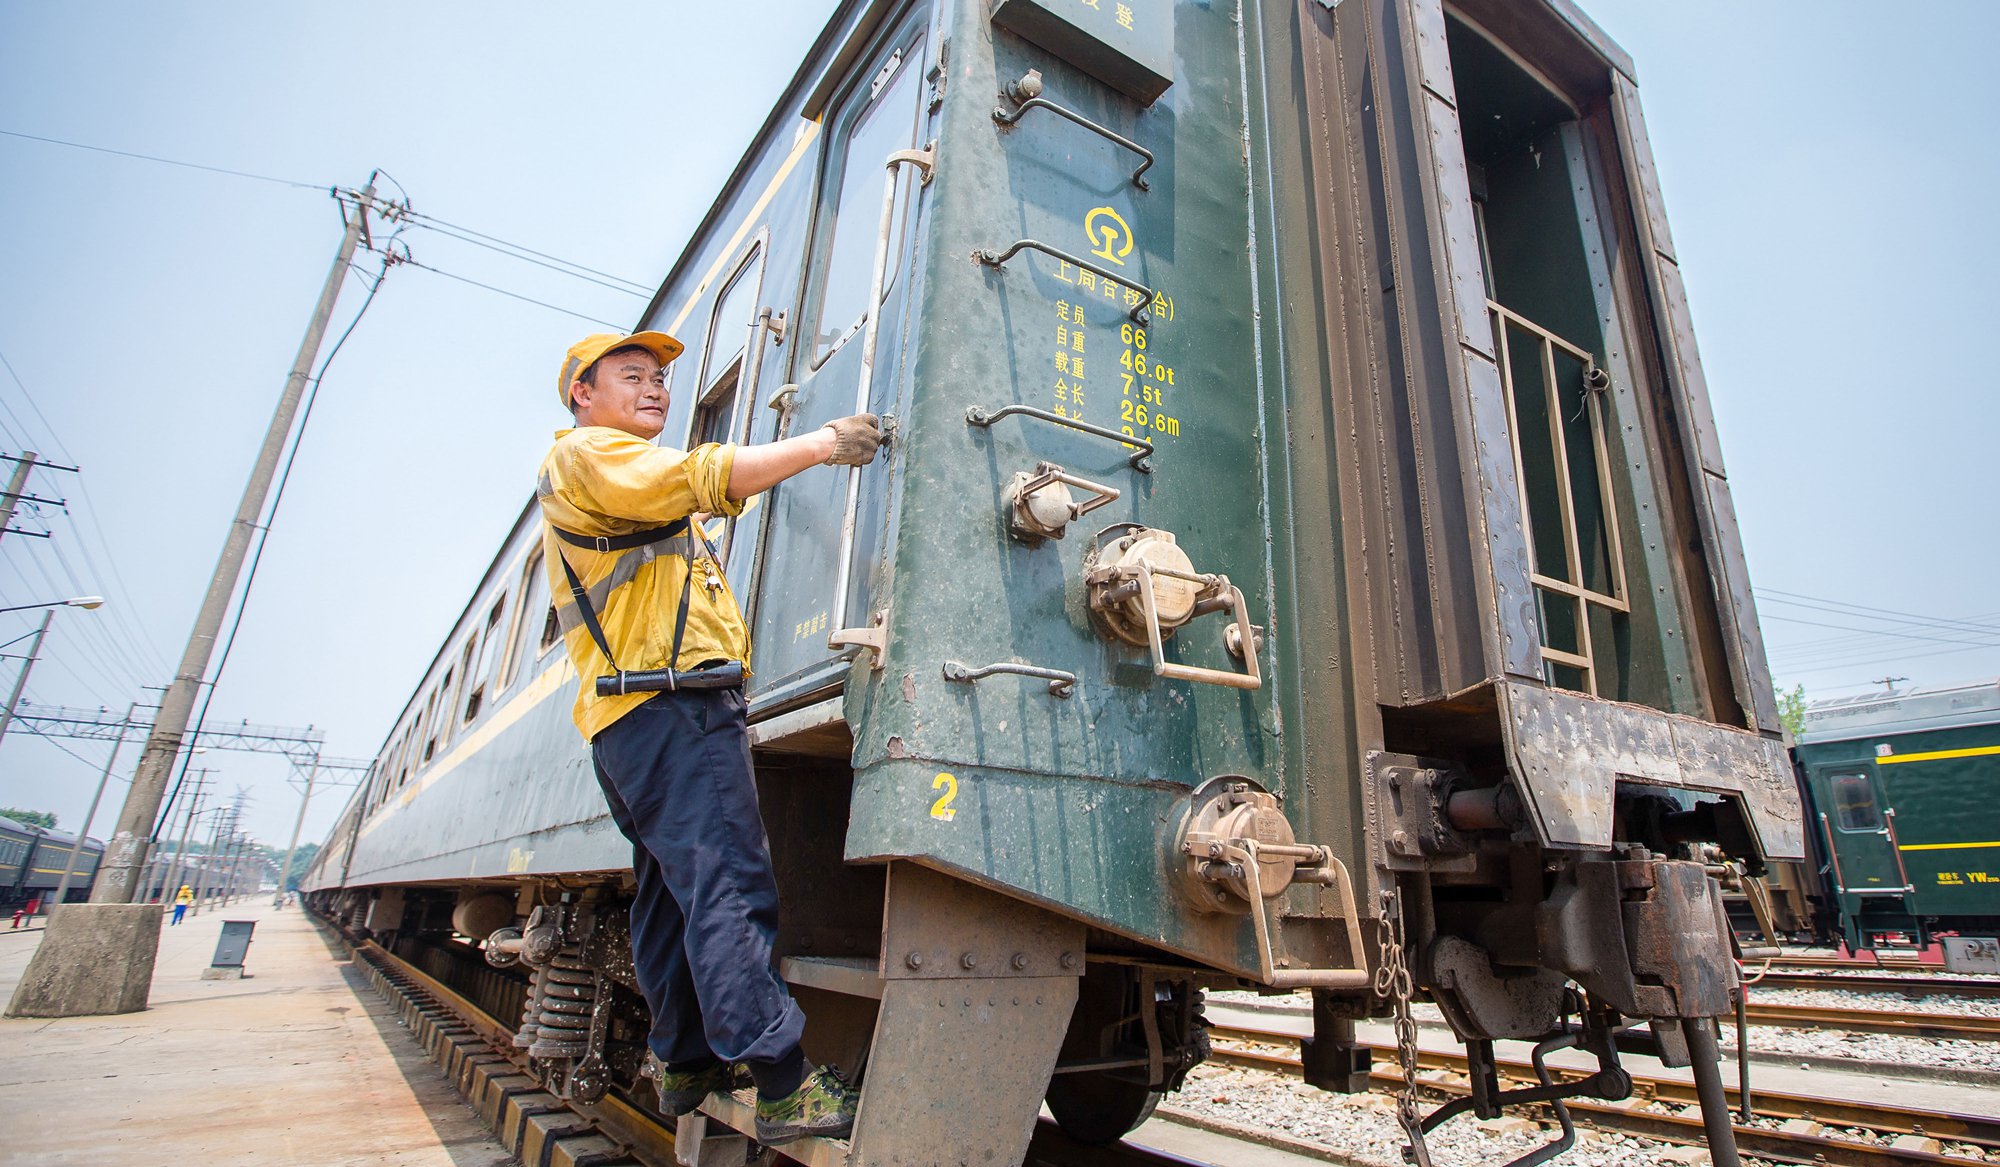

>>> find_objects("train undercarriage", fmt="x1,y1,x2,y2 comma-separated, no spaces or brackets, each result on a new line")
318,751,1775,1167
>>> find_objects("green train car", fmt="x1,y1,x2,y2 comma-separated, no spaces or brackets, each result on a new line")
307,0,1801,1162
1797,681,2000,951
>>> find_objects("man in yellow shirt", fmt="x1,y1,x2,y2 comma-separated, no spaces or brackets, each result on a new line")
537,331,880,1145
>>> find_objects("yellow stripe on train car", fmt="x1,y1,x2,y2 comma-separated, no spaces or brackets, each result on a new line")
1876,744,2000,765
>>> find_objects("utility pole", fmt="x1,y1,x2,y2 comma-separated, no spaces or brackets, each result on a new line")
89,179,377,911
190,803,233,916
49,702,139,910
0,452,35,547
8,179,383,1020
227,831,258,903
274,758,320,907
1875,676,1908,694
0,610,53,750
218,830,239,905
158,771,210,906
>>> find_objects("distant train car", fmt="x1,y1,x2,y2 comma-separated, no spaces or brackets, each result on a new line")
0,815,103,910
309,1,1799,1162
1795,680,2000,951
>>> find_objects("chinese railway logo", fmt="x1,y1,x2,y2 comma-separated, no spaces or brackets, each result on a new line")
1085,206,1134,266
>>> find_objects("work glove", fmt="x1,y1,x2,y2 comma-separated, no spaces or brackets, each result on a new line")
822,413,884,466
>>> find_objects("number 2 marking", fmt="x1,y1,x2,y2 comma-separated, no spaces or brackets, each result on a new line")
930,772,958,822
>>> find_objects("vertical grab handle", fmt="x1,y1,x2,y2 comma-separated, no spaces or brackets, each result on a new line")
828,146,934,654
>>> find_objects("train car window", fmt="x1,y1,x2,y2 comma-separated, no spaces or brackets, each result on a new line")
692,366,741,453
421,688,443,764
429,665,457,757
539,602,561,657
499,549,547,689
693,246,763,442
1830,772,1884,831
809,35,925,366
445,639,476,739
463,595,508,724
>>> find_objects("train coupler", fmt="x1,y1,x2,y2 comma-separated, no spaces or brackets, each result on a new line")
1416,1013,1632,1167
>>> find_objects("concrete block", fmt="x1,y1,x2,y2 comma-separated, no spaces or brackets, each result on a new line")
1476,1116,1540,1137
199,966,246,981
522,1112,594,1167
459,1052,506,1095
1891,1135,1943,1154
549,1133,631,1167
5,903,164,1017
499,1091,566,1153
1779,1119,1825,1137
1660,1147,1712,1166
480,1073,538,1126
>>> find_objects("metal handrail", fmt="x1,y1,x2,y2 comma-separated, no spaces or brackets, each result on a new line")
992,97,1155,189
942,660,1077,698
966,404,1155,472
973,239,1152,324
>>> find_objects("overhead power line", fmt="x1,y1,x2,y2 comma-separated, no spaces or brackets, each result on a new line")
390,253,627,329
402,213,651,296
0,127,324,190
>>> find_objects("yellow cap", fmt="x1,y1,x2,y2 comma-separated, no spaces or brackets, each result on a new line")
556,331,684,408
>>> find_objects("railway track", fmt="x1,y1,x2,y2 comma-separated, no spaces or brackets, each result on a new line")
1204,1020,1997,1167
1752,971,2000,1001
1744,1000,2000,1041
332,922,1217,1167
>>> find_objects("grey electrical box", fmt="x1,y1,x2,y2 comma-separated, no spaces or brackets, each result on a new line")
990,0,1174,104
1945,936,2000,974
211,919,256,969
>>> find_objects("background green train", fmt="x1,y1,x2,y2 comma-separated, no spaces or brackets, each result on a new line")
1784,680,2000,955
304,0,1802,1162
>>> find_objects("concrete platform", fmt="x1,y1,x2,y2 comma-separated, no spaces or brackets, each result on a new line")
0,901,512,1166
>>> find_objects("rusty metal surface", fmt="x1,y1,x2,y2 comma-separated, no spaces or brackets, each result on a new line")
849,862,1082,1167
879,862,1083,981
1606,73,1781,737
1498,681,1804,859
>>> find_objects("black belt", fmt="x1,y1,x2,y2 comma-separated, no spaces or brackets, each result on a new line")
548,520,744,697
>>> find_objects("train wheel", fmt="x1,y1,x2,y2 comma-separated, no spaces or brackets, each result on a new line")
1045,1071,1161,1145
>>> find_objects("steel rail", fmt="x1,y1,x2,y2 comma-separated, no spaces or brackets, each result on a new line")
1754,971,2000,1000
1745,1001,2000,1041
1768,954,1945,971
1206,1023,2000,1154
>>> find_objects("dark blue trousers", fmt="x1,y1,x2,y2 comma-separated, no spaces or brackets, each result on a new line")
591,688,806,1075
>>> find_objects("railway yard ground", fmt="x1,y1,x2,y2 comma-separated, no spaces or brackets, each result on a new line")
5,914,2000,1167
0,903,512,1167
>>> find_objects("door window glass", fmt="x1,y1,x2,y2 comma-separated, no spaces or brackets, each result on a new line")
810,40,924,364
1830,772,1883,831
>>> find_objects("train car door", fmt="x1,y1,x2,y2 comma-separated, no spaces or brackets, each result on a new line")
748,9,931,709
1811,764,1910,905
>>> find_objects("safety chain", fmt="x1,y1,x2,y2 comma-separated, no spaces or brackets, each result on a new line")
1377,886,1434,1167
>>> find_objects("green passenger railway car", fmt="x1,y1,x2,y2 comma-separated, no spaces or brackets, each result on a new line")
304,1,1801,1163
1796,681,2000,952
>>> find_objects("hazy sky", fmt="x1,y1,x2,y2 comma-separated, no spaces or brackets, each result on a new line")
1,1,1994,849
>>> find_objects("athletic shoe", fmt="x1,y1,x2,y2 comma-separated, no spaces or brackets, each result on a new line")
753,1065,859,1145
645,1055,749,1118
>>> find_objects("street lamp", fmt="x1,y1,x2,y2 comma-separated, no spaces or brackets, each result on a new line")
0,596,107,750
0,596,104,614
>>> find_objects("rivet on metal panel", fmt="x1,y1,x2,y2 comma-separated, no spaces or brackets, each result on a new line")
1060,952,1079,970
1012,953,1029,970
906,951,924,970
961,952,978,970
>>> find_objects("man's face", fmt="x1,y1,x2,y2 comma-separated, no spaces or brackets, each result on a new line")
572,349,669,438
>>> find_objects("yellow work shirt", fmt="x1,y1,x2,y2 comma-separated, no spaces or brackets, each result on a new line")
536,426,749,741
